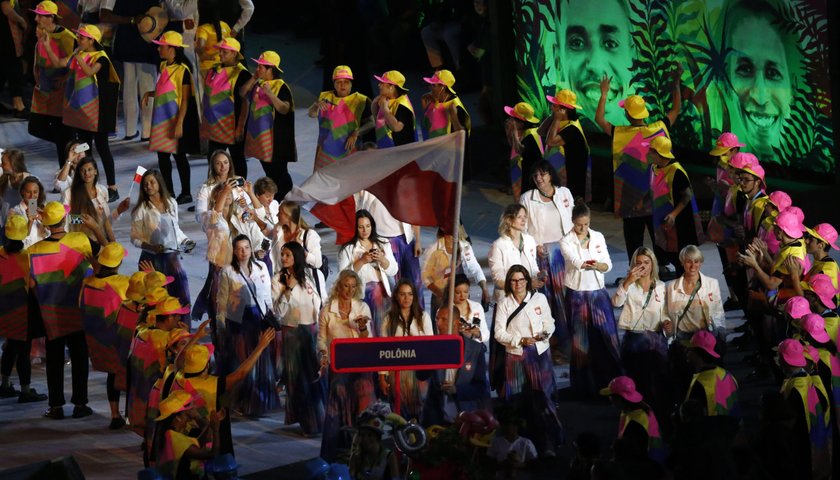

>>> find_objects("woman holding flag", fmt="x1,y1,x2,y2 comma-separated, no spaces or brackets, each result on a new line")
242,50,296,200
44,24,121,203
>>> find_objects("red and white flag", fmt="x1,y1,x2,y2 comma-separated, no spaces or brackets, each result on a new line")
133,166,147,184
286,131,465,244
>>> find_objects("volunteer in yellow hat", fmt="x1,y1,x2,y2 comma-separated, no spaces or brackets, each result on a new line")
544,88,590,198
420,69,470,142
372,70,417,148
503,101,543,200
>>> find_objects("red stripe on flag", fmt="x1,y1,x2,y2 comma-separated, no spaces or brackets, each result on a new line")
311,197,357,245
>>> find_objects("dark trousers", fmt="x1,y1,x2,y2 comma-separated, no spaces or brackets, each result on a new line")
77,130,116,186
622,216,655,261
157,151,191,197
208,140,247,180
1,339,32,385
106,373,120,402
45,331,89,407
259,159,292,202
29,113,71,169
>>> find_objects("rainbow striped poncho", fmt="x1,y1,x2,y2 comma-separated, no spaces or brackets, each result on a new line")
150,62,190,154
81,274,131,380
374,94,416,149
544,119,591,201
32,28,75,117
200,63,247,145
611,122,669,218
651,161,705,253
421,96,469,140
244,78,290,162
0,248,30,342
314,91,369,170
63,50,120,132
156,429,202,480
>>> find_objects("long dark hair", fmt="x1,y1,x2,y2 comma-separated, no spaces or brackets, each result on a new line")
230,234,263,274
19,176,46,207
4,239,24,254
173,46,192,72
385,279,425,336
69,157,99,217
133,169,173,216
344,209,386,249
280,241,307,283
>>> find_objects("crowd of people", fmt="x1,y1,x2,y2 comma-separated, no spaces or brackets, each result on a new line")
0,1,838,480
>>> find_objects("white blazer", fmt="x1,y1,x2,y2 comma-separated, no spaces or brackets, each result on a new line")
216,261,273,327
559,229,612,291
494,292,555,356
488,233,539,301
338,239,398,296
519,187,574,244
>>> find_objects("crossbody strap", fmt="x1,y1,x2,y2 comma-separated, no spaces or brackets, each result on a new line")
239,269,266,317
674,279,701,336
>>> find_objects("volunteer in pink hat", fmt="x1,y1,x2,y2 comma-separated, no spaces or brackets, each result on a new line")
543,88,591,199
503,101,544,200
371,70,417,149
685,331,741,417
757,190,793,256
595,66,682,263
732,154,768,241
804,274,837,313
241,50,297,199
804,224,840,300
145,31,201,206
706,132,743,252
784,296,812,322
600,376,666,464
308,65,373,171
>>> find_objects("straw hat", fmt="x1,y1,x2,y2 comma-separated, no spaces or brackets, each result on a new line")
332,65,353,81
648,136,675,159
126,271,147,303
155,390,196,421
216,37,244,60
709,132,745,157
137,6,169,44
31,1,60,17
374,70,407,91
183,344,211,374
77,24,103,44
150,297,190,317
807,223,839,251
423,70,456,94
145,271,174,292
599,376,643,403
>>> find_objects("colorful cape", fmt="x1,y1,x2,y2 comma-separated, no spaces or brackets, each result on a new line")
157,429,201,480
375,94,416,149
510,127,544,201
0,248,30,341
421,96,469,140
686,366,740,417
803,259,840,301
651,161,705,253
612,121,669,218
244,78,286,162
781,375,832,471
315,91,369,170
817,349,840,406
28,233,92,340
126,326,169,436
173,373,219,417
81,275,131,377
543,119,592,202
63,50,120,132
707,163,736,244
150,62,189,154
744,192,768,238
823,315,839,349
618,408,667,465
32,28,75,116
200,63,246,145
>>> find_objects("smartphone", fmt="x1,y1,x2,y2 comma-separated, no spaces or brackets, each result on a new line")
233,177,245,187
74,143,90,154
68,214,84,225
27,199,37,216
241,211,251,221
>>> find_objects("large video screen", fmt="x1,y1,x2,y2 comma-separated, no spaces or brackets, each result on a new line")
513,0,834,174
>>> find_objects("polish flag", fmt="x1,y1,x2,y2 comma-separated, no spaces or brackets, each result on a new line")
287,131,465,244
133,166,147,184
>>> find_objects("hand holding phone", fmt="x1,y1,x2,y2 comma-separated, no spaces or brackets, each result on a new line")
27,199,38,216
74,143,90,154
68,214,84,225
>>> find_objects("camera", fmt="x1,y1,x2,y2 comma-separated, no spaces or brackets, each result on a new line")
233,177,245,187
68,214,84,225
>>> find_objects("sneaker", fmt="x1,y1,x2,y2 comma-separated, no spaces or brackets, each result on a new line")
18,388,47,403
176,193,193,205
44,407,65,419
109,417,126,430
72,405,93,418
0,384,18,398
108,189,120,203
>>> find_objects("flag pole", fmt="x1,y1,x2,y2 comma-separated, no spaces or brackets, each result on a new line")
446,131,465,335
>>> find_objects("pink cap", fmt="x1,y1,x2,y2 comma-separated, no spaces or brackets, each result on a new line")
810,223,839,251
729,152,759,170
782,206,805,224
599,376,643,403
710,132,745,156
767,191,792,211
801,313,831,344
803,343,820,365
690,330,720,358
807,274,837,309
775,210,805,239
784,296,812,320
777,339,806,367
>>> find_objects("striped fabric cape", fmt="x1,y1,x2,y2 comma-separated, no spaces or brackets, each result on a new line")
509,128,543,201
374,94,416,149
421,96,469,140
150,62,189,154
0,248,30,341
244,78,287,161
81,275,131,378
611,121,669,218
544,119,591,202
314,90,369,170
32,28,75,116
200,63,247,145
651,161,705,253
687,366,740,417
63,50,120,132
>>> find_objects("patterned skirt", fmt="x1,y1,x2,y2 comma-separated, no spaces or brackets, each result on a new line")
388,235,425,311
538,241,569,355
621,330,672,418
320,370,376,462
281,323,326,435
363,281,390,337
226,306,279,417
567,288,623,398
387,370,431,423
140,251,191,307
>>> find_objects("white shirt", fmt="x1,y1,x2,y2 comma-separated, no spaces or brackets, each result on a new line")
254,199,280,232
11,203,48,249
195,181,249,224
232,0,255,33
665,272,726,334
519,187,574,244
338,240,398,296
77,0,103,14
422,238,486,292
457,299,489,343
612,280,669,332
494,292,554,356
488,233,539,301
354,190,413,241
559,229,612,291
130,199,188,251
318,299,372,361
216,261,272,327
274,276,322,327
381,311,434,337
270,227,324,272
486,435,537,464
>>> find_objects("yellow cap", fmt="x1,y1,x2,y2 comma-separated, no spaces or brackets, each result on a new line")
252,51,283,72
217,37,244,60
152,31,186,48
126,271,147,303
145,271,174,292
374,70,407,90
150,296,190,317
183,344,211,374
649,136,675,159
5,215,29,241
155,390,196,421
77,24,102,43
166,328,192,349
423,69,456,94
546,89,582,110
332,65,353,80
31,1,61,17
619,95,649,119
98,242,127,268
42,201,69,227
504,102,540,124
145,287,169,306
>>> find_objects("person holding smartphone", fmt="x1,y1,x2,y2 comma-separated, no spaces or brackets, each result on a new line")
317,269,375,461
62,156,112,254
11,176,49,248
559,202,622,398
